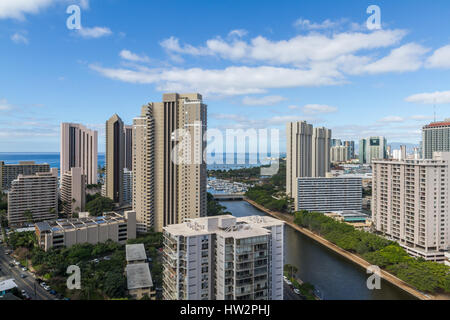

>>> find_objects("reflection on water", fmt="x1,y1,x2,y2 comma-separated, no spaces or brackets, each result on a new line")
220,201,416,300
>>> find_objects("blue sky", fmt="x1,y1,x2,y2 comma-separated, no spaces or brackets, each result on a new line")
1,0,450,152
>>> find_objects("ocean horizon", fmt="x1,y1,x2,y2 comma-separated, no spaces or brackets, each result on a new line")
0,152,284,171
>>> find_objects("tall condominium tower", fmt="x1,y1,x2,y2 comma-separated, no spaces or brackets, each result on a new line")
60,123,98,185
343,140,355,159
0,161,50,191
105,114,125,204
286,122,331,201
312,127,331,177
359,136,387,164
422,120,450,159
286,121,313,197
162,215,284,300
8,169,58,226
133,105,155,233
330,146,349,163
133,93,207,233
124,125,133,171
60,167,86,216
372,152,450,262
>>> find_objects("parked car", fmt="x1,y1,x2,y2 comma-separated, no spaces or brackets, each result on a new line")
49,290,57,295
294,289,301,295
44,285,51,291
286,280,292,286
9,263,14,268
20,274,27,279
21,267,27,272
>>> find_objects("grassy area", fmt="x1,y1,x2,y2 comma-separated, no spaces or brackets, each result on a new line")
294,210,450,294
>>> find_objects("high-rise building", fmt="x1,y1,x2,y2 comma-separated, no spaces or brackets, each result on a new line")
422,120,450,159
286,122,331,201
60,123,98,185
162,215,284,300
0,161,50,191
330,146,349,163
133,94,207,233
286,121,313,197
105,114,125,204
312,127,331,177
343,141,355,159
7,169,58,226
60,167,86,216
124,125,133,171
359,136,387,164
331,139,342,147
296,177,362,212
372,152,450,262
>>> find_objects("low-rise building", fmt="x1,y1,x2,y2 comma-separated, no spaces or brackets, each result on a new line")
0,278,17,297
126,263,156,300
445,252,450,267
324,211,373,231
126,243,147,264
35,211,136,251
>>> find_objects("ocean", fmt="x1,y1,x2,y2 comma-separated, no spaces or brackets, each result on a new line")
0,153,282,171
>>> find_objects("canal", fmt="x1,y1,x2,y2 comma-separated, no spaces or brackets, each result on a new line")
220,200,416,300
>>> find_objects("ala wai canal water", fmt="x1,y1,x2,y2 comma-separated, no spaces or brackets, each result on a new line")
220,200,416,300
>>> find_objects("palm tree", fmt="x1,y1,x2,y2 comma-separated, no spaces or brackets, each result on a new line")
284,264,298,279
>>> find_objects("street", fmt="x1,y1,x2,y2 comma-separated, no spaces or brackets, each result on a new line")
0,244,57,300
283,281,303,300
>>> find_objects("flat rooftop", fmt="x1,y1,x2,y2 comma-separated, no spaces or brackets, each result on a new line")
126,244,147,262
126,263,153,290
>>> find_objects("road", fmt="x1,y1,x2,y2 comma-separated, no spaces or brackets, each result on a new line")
283,281,303,300
0,244,56,300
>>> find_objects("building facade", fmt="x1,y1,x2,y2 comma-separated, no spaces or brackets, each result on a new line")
123,168,133,206
331,146,349,163
162,215,284,301
124,125,133,171
359,136,387,164
422,120,450,159
296,177,363,212
133,93,207,233
0,161,50,191
343,141,355,160
60,167,86,216
35,211,136,252
105,114,125,204
7,169,58,226
372,153,450,261
312,127,331,177
60,123,98,185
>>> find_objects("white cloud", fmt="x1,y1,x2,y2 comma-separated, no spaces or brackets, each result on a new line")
228,29,248,38
410,115,434,121
362,43,429,74
0,0,89,20
293,18,341,30
426,45,450,69
379,116,405,123
11,33,28,44
90,64,343,97
77,26,112,39
405,90,450,104
160,29,407,66
302,104,338,114
0,99,12,111
119,50,150,63
242,95,286,106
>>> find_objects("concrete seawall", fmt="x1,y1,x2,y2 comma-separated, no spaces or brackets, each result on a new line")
244,198,436,301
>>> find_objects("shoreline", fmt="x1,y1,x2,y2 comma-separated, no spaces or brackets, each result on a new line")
243,198,437,301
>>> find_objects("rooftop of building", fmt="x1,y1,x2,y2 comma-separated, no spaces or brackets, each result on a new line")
126,263,153,290
0,161,50,166
126,244,147,262
164,215,283,239
0,278,17,292
35,212,127,234
423,120,450,129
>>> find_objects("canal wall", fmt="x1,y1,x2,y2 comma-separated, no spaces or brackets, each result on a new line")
244,198,435,301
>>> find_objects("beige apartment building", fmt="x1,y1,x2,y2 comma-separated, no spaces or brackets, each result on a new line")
331,146,349,163
372,152,450,262
7,169,58,226
60,123,98,185
60,167,86,216
0,161,50,191
286,121,331,203
35,211,136,252
133,93,207,233
105,114,125,204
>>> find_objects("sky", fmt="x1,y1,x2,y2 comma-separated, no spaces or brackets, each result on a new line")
1,0,450,153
